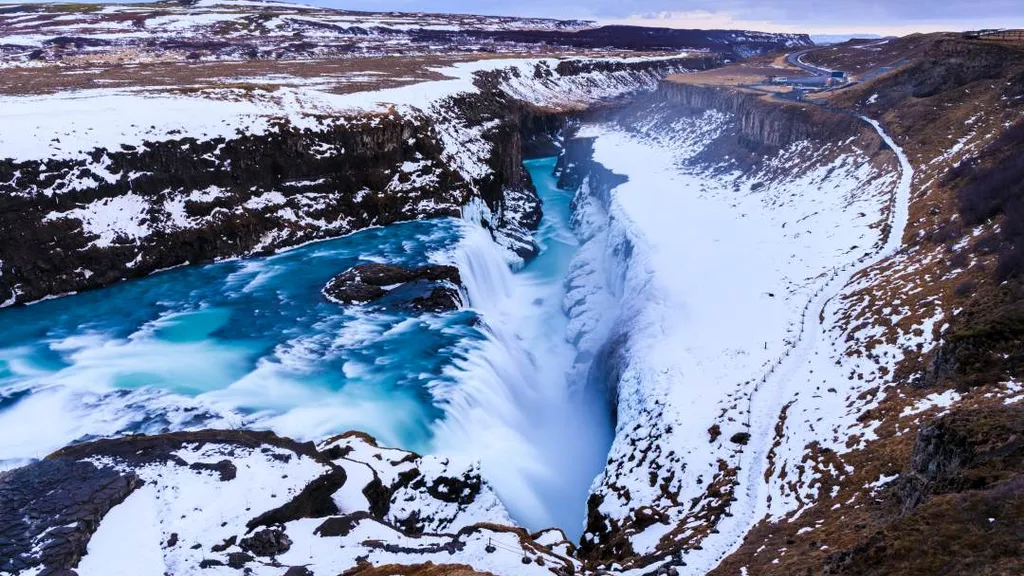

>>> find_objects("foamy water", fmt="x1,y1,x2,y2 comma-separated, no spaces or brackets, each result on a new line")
0,158,612,537
0,219,467,462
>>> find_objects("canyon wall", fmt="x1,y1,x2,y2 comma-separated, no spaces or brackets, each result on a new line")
555,83,903,571
629,81,868,159
0,55,712,307
0,112,463,304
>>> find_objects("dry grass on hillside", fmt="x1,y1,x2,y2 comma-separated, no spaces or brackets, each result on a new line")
803,34,947,76
0,48,676,97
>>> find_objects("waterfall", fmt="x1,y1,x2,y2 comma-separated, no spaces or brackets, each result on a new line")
451,223,516,315
428,162,614,537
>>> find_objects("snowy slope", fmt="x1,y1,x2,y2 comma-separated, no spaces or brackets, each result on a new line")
562,104,920,571
6,431,579,576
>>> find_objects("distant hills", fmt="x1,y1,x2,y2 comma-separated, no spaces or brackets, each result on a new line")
812,33,884,44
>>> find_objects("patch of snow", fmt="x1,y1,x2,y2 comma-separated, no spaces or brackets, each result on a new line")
45,193,152,247
900,389,962,418
77,487,166,576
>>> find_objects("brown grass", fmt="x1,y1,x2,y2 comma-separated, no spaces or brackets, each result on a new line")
0,48,680,96
801,34,950,77
667,65,791,87
0,55,459,96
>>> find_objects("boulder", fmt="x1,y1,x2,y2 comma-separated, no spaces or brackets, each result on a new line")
189,459,237,481
323,263,462,312
240,527,292,557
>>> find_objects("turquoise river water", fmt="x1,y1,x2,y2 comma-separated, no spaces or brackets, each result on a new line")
0,158,613,535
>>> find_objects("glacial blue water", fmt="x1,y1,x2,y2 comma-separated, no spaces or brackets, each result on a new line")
0,157,611,536
0,217,471,458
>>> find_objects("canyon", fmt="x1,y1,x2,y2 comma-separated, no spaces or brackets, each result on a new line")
0,3,1022,576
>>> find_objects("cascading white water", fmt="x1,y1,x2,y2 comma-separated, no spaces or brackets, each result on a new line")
429,159,614,537
452,224,518,313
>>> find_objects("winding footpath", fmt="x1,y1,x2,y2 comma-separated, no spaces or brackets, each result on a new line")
678,116,914,575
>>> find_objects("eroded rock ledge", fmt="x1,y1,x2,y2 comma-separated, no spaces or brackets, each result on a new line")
0,430,580,576
323,263,463,312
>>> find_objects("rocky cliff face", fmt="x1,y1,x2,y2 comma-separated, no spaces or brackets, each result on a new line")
896,405,1024,515
631,81,866,158
0,55,710,307
0,112,466,305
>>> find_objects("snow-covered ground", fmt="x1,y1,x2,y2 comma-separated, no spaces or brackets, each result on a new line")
563,107,916,571
23,433,578,576
0,0,594,50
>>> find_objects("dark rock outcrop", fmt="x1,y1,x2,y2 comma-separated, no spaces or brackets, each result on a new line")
729,432,751,445
189,459,238,481
247,468,348,530
824,406,1024,576
323,263,462,312
426,472,483,506
240,527,292,557
314,512,373,538
897,405,1024,514
211,536,237,552
0,459,139,574
48,429,326,466
226,551,254,569
363,476,392,519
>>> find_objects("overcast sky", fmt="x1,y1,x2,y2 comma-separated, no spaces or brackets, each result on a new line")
3,0,1022,35
313,0,1024,35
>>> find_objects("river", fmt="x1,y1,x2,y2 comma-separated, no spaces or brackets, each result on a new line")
0,156,611,537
